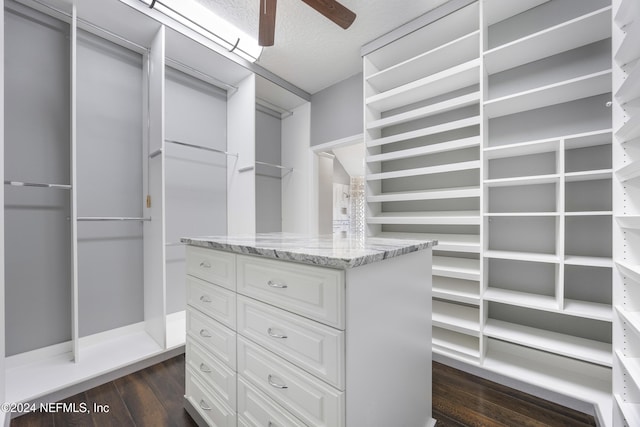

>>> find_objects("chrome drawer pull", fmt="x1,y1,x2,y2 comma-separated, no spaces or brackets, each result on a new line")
199,363,212,373
199,399,212,411
267,280,287,289
199,295,212,303
199,329,212,338
199,261,211,268
268,374,288,389
267,328,288,339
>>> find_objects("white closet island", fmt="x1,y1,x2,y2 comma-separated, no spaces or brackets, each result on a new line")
180,233,435,427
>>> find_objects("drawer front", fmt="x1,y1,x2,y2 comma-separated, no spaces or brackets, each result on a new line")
187,275,236,329
186,338,237,410
237,255,345,329
237,296,345,390
237,376,306,427
186,308,236,370
186,246,236,290
186,367,236,427
237,337,345,427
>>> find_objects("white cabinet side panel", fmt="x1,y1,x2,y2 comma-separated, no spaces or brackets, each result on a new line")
282,102,312,233
227,74,256,235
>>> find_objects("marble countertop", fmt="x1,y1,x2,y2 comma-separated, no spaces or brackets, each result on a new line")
181,233,437,269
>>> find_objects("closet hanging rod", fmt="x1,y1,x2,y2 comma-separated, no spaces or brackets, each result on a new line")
256,98,294,119
77,217,151,222
166,139,238,157
166,57,238,94
29,0,149,53
165,242,184,246
4,180,72,190
256,161,293,172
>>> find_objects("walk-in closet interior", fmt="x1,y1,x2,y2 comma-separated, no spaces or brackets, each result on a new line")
2,0,640,425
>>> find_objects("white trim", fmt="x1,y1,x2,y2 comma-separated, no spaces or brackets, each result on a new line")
311,133,364,153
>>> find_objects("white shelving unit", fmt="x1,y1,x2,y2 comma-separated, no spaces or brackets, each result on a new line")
364,1,483,366
613,0,640,424
366,0,617,424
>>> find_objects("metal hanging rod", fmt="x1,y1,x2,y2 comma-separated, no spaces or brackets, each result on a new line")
29,0,149,53
5,180,72,190
165,139,238,157
166,57,238,94
165,242,185,246
77,217,151,222
256,98,293,119
256,161,293,172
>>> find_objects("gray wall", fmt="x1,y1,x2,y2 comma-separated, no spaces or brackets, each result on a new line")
310,73,363,146
165,68,228,314
256,107,283,232
76,30,145,337
4,4,71,355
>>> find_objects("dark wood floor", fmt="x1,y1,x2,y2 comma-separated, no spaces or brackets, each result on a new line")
11,356,596,427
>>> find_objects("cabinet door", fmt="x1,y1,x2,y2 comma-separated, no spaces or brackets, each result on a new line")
237,255,345,329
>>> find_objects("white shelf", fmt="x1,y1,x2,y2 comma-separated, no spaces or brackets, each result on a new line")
367,31,480,93
484,318,612,367
484,174,559,187
367,160,480,181
366,92,480,131
433,277,480,305
616,112,640,143
564,299,613,322
616,215,640,229
433,300,480,336
615,394,640,427
483,339,612,423
484,138,560,160
432,256,480,281
485,212,559,217
565,211,613,216
565,256,613,268
616,261,640,285
484,6,612,75
366,59,481,112
615,18,640,66
368,186,480,203
564,169,613,182
367,136,480,163
617,305,640,337
367,116,481,148
484,70,612,118
616,0,640,27
376,232,480,253
484,250,559,264
432,327,480,360
564,129,613,149
617,349,640,388
616,160,640,182
367,211,481,225
483,0,549,26
484,288,558,312
616,60,640,104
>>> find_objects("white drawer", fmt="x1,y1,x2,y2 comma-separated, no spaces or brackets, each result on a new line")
237,337,345,427
186,338,237,410
237,296,345,390
237,376,306,427
186,308,236,370
186,367,236,427
186,246,236,290
237,255,345,329
187,275,236,329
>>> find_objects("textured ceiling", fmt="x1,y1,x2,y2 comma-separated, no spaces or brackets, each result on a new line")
193,0,450,95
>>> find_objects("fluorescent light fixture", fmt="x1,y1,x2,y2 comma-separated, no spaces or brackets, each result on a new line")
146,0,263,62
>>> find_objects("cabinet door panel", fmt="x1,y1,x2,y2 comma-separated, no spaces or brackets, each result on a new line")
186,246,236,290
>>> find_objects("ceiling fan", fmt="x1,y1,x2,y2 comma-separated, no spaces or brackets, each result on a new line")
259,0,356,46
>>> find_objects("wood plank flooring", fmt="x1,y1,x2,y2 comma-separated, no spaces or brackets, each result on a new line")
11,356,596,427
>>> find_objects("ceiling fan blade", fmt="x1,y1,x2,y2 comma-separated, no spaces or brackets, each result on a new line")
300,0,356,29
259,0,277,47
